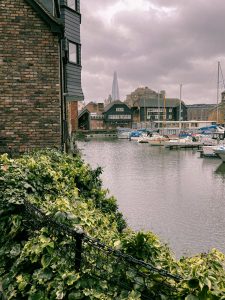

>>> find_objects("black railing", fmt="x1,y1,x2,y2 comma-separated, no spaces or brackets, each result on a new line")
22,201,182,299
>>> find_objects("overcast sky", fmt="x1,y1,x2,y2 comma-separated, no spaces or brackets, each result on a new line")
81,0,225,104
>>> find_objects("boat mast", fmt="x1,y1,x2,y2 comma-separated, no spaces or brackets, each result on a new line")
163,91,166,133
179,84,182,133
157,91,160,122
217,61,220,124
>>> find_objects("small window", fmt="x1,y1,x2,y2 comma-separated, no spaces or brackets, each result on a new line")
67,0,77,11
69,42,78,64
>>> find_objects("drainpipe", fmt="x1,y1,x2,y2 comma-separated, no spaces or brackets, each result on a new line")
59,37,65,152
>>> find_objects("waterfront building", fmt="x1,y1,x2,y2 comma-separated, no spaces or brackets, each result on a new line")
208,91,225,124
139,98,187,123
187,104,216,121
78,101,132,130
104,101,132,129
0,0,83,154
125,87,187,125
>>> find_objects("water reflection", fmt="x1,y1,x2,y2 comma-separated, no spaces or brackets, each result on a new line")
215,162,225,177
78,139,225,258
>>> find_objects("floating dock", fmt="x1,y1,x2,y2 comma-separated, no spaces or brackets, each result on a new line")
165,143,202,150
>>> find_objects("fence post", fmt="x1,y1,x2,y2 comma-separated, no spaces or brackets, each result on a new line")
75,229,84,272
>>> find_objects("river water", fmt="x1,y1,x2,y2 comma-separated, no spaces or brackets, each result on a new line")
77,139,225,258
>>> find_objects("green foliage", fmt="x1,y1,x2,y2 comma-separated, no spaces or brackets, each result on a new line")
0,150,225,299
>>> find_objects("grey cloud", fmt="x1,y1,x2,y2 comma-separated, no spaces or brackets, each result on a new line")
81,0,225,104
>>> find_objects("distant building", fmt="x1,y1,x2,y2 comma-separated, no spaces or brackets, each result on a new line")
125,87,158,107
125,87,187,124
139,98,187,123
187,104,216,121
78,102,105,130
208,91,225,124
104,101,132,129
111,71,120,101
78,101,132,130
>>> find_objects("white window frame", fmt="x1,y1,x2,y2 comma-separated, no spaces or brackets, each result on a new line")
116,107,124,112
68,42,78,64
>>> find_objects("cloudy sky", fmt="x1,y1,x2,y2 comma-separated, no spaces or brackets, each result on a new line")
81,0,225,104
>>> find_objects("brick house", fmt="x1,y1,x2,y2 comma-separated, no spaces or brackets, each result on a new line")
0,0,84,154
78,102,105,130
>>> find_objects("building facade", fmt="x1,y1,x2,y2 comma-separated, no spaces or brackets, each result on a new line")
78,101,133,130
139,98,187,123
187,104,216,121
208,92,225,124
78,102,105,130
104,101,132,129
0,0,83,154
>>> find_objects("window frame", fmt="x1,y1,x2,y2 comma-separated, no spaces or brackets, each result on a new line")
68,41,80,65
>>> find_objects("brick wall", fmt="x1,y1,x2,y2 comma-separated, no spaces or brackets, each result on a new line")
68,101,78,132
0,0,61,154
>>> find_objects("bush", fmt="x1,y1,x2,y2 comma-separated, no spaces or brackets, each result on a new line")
0,150,225,299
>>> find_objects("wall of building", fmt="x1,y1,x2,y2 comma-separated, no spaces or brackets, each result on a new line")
60,0,83,101
0,0,61,154
187,104,216,121
104,103,132,128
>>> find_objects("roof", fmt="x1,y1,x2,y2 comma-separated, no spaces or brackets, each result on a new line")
104,100,129,112
78,108,90,118
186,104,216,108
25,0,63,34
139,98,186,108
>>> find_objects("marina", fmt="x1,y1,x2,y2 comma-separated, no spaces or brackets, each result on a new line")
78,138,225,258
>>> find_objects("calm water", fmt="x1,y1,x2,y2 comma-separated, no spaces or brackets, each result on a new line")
78,139,225,257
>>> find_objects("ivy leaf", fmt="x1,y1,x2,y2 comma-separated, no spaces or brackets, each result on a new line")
41,254,52,269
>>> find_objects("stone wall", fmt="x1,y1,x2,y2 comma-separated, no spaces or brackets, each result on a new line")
0,0,61,154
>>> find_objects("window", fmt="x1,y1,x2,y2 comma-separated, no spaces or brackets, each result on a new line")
67,0,77,11
169,115,172,120
68,42,79,64
108,115,131,120
116,107,124,112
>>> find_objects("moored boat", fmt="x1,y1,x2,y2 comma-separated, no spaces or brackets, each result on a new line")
213,145,225,162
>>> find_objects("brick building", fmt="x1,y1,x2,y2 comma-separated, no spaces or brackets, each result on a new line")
78,102,105,130
0,0,83,154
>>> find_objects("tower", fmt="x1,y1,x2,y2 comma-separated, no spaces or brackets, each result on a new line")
112,71,120,101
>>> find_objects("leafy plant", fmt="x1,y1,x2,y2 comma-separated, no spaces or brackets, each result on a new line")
0,150,225,299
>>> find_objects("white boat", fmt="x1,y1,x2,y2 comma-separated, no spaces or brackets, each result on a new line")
117,128,132,139
164,136,202,148
200,145,218,158
213,145,225,162
137,133,169,145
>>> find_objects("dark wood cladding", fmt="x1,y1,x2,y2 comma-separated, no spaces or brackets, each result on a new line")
60,0,84,101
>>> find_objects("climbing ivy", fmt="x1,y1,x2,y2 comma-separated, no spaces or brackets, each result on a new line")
0,150,225,299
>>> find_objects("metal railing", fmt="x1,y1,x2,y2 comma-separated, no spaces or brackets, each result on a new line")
22,201,182,299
